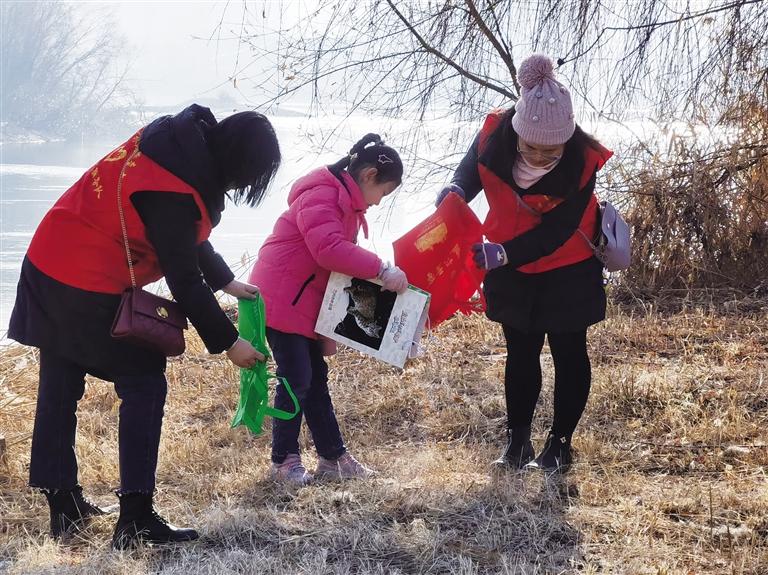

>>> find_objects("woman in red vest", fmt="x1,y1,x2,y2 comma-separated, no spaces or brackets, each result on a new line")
436,55,612,473
9,104,281,548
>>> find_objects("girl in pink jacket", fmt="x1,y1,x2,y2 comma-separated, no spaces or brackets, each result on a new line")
249,134,408,485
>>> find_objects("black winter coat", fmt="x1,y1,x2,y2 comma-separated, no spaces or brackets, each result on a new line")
452,112,606,334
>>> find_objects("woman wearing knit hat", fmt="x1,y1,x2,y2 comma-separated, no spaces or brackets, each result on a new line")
435,54,612,473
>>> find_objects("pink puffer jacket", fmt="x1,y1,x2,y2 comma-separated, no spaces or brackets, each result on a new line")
249,167,382,338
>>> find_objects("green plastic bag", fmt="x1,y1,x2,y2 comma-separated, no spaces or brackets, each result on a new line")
231,295,299,435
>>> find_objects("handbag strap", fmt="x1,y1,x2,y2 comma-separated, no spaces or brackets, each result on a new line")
576,229,597,250
513,186,599,250
116,148,141,289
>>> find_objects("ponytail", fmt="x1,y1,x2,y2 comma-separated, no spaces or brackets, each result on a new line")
328,133,403,185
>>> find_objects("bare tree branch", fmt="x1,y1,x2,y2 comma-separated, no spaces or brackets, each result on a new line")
384,0,517,101
464,0,520,93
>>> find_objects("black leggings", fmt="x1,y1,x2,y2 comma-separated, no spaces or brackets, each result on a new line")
502,325,591,437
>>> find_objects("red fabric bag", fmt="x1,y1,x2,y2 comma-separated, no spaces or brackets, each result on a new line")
394,193,485,326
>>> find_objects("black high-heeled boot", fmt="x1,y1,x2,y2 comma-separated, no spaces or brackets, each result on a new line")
526,432,573,472
492,425,535,469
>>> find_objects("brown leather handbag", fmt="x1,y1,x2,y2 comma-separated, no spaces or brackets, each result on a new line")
110,149,188,356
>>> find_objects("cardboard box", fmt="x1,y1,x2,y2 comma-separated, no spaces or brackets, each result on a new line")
315,272,430,368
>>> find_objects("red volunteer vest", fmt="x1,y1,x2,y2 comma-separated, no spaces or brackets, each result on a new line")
478,111,612,274
27,129,213,294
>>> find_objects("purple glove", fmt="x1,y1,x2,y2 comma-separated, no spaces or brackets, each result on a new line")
472,242,508,270
435,184,466,207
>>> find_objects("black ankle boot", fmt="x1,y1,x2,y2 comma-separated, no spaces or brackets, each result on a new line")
44,485,115,538
492,426,535,469
111,493,199,550
526,432,573,472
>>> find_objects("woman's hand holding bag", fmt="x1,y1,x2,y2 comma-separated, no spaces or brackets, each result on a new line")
226,337,265,368
222,280,259,299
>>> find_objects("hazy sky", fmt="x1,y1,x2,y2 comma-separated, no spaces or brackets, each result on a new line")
113,1,263,107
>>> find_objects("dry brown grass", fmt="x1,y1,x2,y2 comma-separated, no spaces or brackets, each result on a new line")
1,299,767,574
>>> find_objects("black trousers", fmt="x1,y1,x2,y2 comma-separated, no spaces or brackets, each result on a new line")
266,328,345,464
29,350,167,494
502,325,591,437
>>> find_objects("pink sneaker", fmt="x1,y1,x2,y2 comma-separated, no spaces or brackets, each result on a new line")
315,452,375,480
269,454,313,486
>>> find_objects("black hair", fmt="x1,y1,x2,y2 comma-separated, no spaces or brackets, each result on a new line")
207,111,281,207
328,133,403,186
485,107,603,184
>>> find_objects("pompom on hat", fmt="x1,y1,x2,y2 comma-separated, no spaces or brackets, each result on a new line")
511,54,575,146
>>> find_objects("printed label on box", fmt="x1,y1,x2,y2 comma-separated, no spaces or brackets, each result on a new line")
315,272,430,368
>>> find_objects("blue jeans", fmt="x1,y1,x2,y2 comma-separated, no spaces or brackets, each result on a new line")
29,350,167,493
266,328,345,463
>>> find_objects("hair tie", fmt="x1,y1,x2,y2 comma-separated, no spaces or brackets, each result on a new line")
378,154,393,165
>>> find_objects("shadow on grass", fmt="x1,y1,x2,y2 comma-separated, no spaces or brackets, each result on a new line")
179,471,585,573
